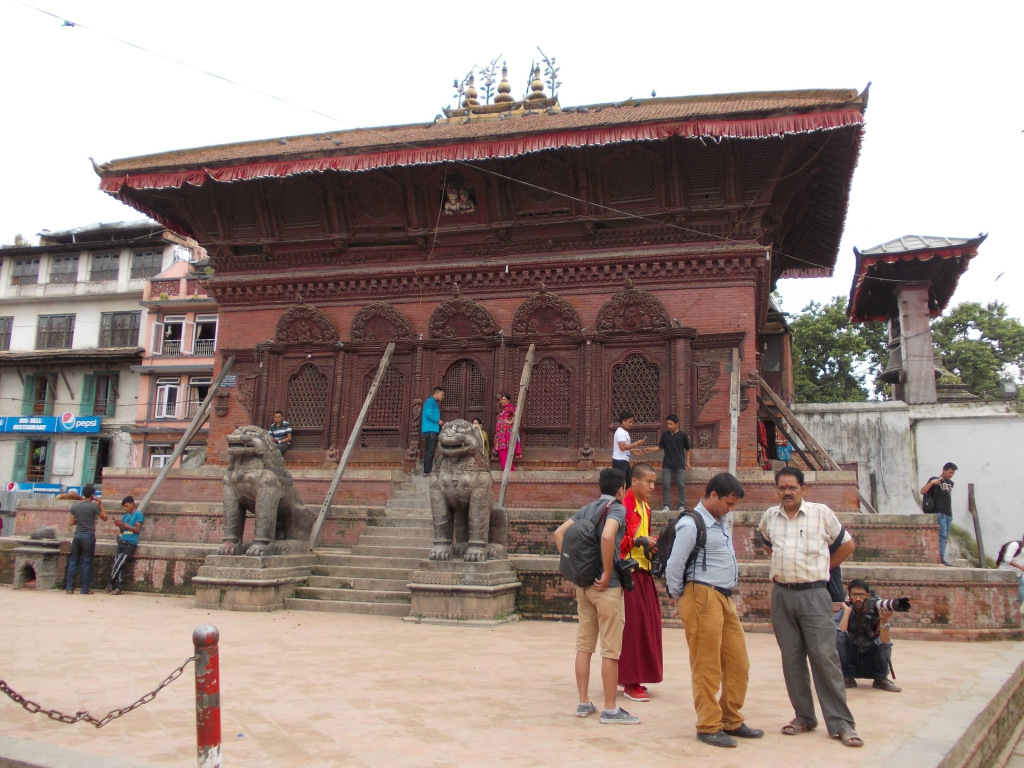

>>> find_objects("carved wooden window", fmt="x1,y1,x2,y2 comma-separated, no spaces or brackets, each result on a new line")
738,138,780,198
230,189,260,238
688,144,722,203
522,357,571,447
360,368,405,449
286,364,328,449
611,354,661,446
608,151,658,204
281,181,322,231
441,359,485,425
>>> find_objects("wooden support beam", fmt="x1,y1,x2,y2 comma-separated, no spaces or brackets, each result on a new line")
308,342,395,550
968,483,987,567
497,343,535,510
728,347,740,476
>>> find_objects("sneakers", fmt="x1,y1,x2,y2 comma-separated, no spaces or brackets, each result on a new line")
844,677,857,688
600,707,641,724
623,684,649,702
660,505,670,513
678,505,686,512
576,702,597,718
697,730,737,748
873,678,902,692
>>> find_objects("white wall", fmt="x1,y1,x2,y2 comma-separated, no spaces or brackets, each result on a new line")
793,400,1024,561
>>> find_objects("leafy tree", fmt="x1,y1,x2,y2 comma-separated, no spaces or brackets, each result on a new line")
789,296,887,402
931,301,1024,396
5,234,29,246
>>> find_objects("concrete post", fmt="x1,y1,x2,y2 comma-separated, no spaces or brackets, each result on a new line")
895,283,937,404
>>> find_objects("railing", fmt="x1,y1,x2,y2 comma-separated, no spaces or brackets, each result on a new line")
193,339,216,356
186,399,204,419
162,340,183,357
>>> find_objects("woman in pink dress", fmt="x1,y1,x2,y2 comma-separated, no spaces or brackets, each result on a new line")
493,392,522,471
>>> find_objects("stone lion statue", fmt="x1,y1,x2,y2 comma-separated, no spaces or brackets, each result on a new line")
219,425,316,556
428,419,508,562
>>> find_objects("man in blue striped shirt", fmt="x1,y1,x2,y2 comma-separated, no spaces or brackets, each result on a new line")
666,472,762,748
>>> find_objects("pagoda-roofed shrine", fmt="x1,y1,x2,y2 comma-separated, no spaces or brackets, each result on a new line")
95,75,869,468
849,234,987,404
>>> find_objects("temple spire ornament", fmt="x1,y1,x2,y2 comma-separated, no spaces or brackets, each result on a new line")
495,62,514,104
442,53,560,123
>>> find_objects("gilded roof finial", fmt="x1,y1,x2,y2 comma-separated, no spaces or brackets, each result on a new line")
526,64,546,102
462,74,479,108
495,62,514,104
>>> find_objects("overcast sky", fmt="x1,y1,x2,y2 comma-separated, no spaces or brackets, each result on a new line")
1,1,1020,321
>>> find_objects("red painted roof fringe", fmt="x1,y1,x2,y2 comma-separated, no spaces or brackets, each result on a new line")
99,111,864,194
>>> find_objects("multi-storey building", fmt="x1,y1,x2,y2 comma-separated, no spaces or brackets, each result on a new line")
129,257,219,467
0,221,193,489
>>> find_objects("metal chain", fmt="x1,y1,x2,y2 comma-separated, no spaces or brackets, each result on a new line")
0,655,197,728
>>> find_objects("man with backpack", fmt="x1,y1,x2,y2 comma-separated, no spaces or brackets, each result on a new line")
920,462,957,566
552,468,640,724
665,472,762,748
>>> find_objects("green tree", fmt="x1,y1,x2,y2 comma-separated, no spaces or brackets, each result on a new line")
931,301,1024,396
789,296,887,403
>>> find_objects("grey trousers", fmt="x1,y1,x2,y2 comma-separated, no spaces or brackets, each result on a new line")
771,584,855,735
662,467,686,509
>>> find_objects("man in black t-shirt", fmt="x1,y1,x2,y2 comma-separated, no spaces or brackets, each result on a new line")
921,462,957,566
64,485,107,594
657,414,692,512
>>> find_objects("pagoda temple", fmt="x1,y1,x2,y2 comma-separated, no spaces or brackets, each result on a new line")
95,74,869,468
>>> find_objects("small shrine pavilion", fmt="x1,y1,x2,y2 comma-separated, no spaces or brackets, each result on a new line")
95,68,869,468
849,234,986,404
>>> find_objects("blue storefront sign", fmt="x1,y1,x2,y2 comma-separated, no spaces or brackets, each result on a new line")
0,413,101,434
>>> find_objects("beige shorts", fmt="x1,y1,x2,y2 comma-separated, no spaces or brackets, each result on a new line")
575,585,625,659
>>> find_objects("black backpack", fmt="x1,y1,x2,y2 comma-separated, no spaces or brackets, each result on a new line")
559,500,613,588
652,509,706,582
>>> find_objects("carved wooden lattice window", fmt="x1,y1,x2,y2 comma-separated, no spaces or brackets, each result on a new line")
287,364,328,449
281,182,321,230
230,190,260,238
611,354,661,446
523,358,571,447
361,368,405,448
608,152,657,203
688,144,722,202
738,138,780,198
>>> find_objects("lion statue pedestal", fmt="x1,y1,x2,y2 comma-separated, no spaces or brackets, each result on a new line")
193,425,317,611
406,419,521,625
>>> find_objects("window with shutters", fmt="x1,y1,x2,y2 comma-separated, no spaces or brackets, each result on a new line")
0,316,12,350
36,314,75,349
82,373,118,417
130,249,163,279
23,374,57,416
81,437,110,486
193,315,218,356
156,316,186,356
187,377,211,418
90,252,120,282
99,311,141,347
11,259,39,285
49,255,79,284
155,377,180,419
27,439,50,482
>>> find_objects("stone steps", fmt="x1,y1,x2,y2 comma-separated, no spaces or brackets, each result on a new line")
289,506,434,618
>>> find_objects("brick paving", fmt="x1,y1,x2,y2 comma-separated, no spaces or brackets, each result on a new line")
1,587,1022,768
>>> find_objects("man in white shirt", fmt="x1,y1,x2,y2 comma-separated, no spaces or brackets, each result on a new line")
756,467,861,748
611,411,645,487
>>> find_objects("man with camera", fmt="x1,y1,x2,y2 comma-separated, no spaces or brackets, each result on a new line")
836,579,904,692
667,472,763,748
552,468,640,724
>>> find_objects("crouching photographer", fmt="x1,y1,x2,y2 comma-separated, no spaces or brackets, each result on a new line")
836,579,909,693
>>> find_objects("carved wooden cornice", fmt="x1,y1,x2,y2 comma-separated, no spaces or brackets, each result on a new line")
273,303,340,343
511,284,581,336
207,251,768,305
596,279,670,334
350,302,415,341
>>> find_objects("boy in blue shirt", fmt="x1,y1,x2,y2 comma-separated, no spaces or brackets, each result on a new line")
106,496,144,595
421,387,445,475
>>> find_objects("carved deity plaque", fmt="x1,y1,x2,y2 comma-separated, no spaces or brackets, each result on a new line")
351,302,414,341
596,285,670,334
274,304,339,344
429,297,497,339
511,288,580,336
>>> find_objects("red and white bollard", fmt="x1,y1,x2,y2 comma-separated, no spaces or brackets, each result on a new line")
192,624,221,768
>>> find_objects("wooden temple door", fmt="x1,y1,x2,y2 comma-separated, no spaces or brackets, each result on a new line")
440,359,485,424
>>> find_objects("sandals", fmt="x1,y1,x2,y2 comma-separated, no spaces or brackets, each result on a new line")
836,727,864,748
781,718,816,735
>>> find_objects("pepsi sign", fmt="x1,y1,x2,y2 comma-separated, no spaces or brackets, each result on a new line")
0,415,101,434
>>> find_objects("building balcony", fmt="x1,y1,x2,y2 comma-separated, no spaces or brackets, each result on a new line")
5,278,147,300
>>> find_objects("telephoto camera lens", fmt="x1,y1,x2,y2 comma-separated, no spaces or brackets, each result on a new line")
875,597,912,612
616,557,639,592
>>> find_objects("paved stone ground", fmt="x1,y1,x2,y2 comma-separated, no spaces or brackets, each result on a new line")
1,587,1022,768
